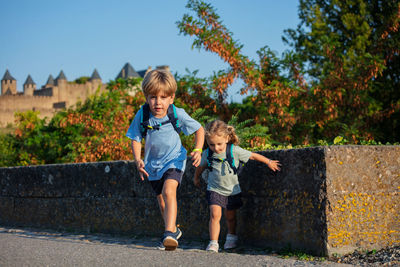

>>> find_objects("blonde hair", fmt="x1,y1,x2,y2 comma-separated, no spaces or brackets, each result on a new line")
205,120,239,145
142,69,177,98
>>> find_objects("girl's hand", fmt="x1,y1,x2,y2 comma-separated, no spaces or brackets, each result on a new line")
267,159,281,172
135,159,149,180
190,150,202,167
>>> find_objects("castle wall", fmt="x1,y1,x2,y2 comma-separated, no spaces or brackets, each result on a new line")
0,95,57,126
0,81,107,126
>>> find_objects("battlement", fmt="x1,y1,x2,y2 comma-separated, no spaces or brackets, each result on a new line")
0,63,164,125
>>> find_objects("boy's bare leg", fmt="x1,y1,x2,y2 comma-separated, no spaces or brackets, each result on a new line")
209,205,222,241
162,179,179,232
225,209,237,234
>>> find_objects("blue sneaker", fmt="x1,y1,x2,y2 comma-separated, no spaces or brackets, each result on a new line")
156,240,165,250
173,227,182,240
162,231,178,251
161,227,182,251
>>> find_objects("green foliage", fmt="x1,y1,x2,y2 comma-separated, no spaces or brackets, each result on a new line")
72,76,90,84
282,0,400,143
0,77,143,167
0,133,17,167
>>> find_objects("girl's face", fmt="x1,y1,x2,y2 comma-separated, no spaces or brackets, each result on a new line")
146,92,175,118
207,134,229,154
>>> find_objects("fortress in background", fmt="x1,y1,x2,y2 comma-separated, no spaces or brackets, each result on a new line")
0,63,162,126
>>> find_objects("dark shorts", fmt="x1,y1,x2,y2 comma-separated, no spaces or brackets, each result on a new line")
150,168,183,196
206,190,243,210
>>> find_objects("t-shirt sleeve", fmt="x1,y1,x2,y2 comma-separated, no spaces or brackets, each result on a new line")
234,145,252,163
126,108,143,142
177,107,201,136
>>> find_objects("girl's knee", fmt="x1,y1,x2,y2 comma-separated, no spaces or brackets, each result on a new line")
210,206,222,221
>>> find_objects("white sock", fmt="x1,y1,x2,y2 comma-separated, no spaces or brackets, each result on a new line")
209,240,218,245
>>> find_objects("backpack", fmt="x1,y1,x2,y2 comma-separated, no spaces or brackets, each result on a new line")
206,143,244,175
140,103,181,137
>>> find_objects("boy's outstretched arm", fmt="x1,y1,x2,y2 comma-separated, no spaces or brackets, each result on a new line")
131,140,149,180
194,165,206,187
190,126,205,167
249,152,281,172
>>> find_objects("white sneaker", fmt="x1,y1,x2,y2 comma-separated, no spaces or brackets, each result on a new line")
224,234,238,250
206,241,219,252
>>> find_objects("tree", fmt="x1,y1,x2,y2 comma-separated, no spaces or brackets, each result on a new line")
283,0,400,142
177,0,306,142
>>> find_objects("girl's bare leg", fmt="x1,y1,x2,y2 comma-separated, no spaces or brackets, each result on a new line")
209,205,222,241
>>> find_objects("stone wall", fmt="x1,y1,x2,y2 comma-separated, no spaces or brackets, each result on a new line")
0,82,106,126
0,146,398,256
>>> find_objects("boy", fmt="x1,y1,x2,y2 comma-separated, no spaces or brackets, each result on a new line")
126,69,204,251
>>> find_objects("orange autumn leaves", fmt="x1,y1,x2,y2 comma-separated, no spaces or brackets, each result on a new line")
59,79,144,163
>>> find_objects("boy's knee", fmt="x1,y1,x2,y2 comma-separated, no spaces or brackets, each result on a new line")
162,187,176,199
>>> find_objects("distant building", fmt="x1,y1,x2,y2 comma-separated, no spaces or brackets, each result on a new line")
0,63,169,126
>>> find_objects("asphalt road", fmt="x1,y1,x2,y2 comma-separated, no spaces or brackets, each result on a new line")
0,227,350,267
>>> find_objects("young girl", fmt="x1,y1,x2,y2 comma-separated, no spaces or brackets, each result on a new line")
193,120,280,252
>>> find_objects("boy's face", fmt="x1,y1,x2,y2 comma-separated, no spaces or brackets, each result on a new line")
146,92,175,118
206,134,229,154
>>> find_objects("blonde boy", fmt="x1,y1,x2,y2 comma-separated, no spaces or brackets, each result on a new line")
126,69,204,250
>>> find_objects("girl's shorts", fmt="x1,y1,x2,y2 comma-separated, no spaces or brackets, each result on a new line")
206,190,243,210
150,168,183,196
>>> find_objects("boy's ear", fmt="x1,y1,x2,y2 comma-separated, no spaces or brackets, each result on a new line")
170,94,175,103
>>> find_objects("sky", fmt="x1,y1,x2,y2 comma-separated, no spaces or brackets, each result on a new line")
0,0,300,103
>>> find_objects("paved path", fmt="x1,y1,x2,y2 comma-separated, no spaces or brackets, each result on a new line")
0,227,350,267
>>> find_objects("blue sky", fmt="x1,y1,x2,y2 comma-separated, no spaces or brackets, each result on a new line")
0,0,299,102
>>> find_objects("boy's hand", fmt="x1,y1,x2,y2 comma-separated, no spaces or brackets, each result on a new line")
190,150,202,167
267,160,281,172
135,159,149,180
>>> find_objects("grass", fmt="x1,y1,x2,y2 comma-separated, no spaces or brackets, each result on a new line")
277,244,326,262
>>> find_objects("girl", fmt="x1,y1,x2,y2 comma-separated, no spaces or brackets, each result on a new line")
193,120,281,252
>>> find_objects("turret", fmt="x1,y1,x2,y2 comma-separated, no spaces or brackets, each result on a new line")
55,70,67,86
1,69,17,95
90,69,101,82
23,75,36,96
116,63,140,80
46,75,55,87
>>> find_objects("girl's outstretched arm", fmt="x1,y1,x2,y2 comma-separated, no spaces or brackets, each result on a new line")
249,152,281,172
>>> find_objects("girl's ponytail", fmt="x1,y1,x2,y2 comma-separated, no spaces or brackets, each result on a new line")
227,125,239,145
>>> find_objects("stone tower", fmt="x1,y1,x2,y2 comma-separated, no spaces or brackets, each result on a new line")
1,69,17,95
90,69,102,90
55,70,67,86
23,75,36,96
45,75,55,87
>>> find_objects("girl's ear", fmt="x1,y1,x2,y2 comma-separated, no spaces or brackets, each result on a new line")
225,135,230,143
169,94,175,104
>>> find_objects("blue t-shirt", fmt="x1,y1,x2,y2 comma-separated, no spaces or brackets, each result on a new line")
126,105,201,181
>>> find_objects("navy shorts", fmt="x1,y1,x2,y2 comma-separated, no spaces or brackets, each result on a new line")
206,190,243,210
150,168,183,196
